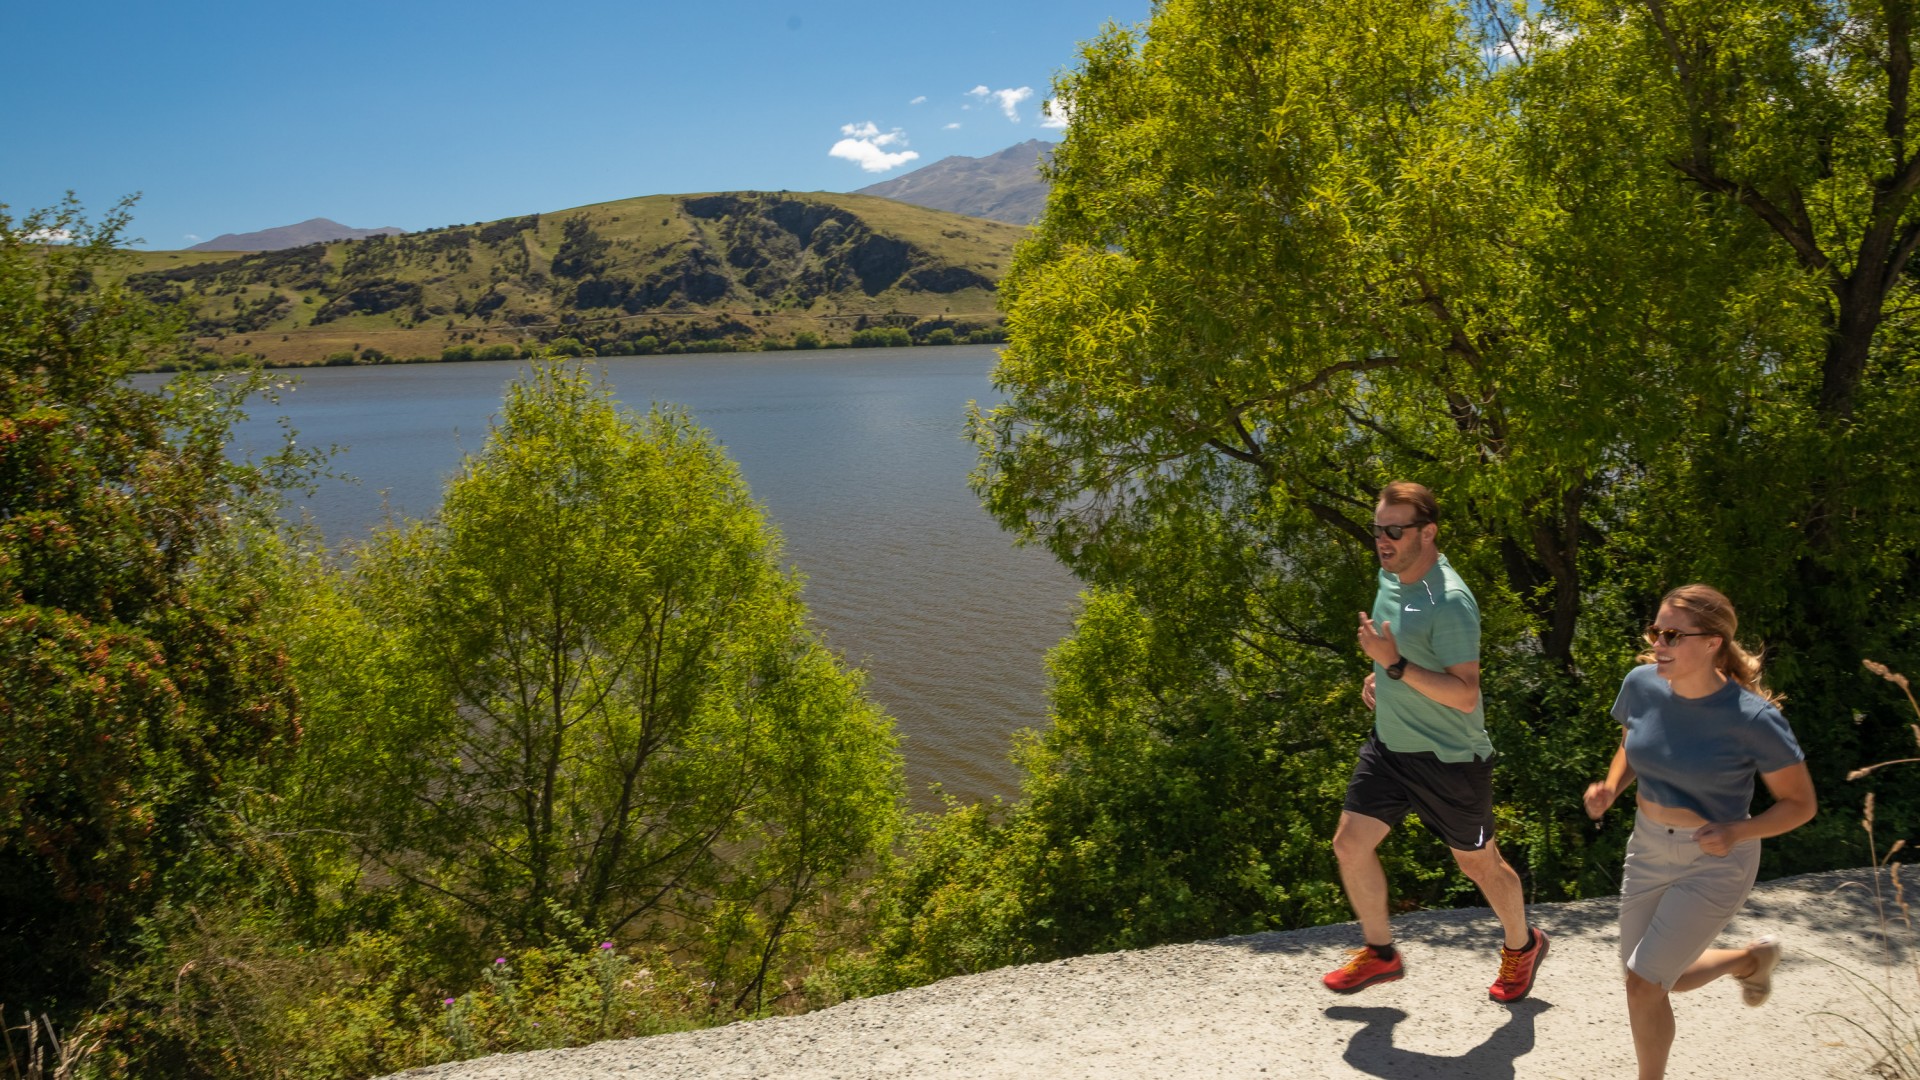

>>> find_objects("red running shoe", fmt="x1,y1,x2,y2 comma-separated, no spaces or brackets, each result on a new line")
1489,928,1549,1003
1322,946,1404,993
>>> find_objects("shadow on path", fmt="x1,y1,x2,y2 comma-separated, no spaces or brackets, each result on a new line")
1324,999,1550,1080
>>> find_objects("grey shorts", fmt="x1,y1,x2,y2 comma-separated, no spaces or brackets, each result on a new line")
1619,809,1761,990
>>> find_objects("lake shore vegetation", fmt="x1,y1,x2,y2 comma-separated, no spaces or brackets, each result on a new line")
3,203,906,1078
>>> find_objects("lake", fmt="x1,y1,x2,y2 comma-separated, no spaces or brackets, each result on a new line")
140,345,1080,807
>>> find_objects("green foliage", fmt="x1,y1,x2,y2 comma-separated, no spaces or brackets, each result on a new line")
1532,0,1920,861
849,326,911,348
924,327,957,346
851,588,1358,992
791,331,823,350
549,216,610,281
95,901,716,1079
0,199,309,1025
473,342,517,361
873,0,1920,985
288,362,904,1009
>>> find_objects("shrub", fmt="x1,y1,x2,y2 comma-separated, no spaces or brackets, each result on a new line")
850,327,910,348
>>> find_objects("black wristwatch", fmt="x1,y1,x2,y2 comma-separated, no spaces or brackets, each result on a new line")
1385,656,1408,680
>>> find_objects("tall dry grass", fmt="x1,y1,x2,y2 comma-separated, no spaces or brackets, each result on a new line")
1819,660,1920,1077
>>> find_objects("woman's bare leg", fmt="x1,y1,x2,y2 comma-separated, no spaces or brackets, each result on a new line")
1626,970,1675,1080
1671,946,1757,993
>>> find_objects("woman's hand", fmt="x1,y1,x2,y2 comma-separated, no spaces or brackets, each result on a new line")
1362,672,1377,710
1583,781,1616,820
1693,822,1737,857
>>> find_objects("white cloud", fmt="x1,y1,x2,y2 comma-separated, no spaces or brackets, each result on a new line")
25,228,73,244
1041,98,1071,129
910,95,927,105
968,84,1034,121
184,233,202,243
830,122,921,172
944,122,962,130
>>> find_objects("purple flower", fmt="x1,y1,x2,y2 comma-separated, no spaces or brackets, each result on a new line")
442,997,455,1005
494,957,506,965
599,941,613,950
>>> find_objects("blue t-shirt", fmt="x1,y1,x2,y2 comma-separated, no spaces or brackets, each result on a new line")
1610,663,1805,823
1371,554,1492,762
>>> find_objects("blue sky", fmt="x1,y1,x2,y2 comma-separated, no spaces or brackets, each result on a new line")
4,0,1152,249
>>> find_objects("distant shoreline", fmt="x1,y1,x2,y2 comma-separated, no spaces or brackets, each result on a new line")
140,335,1007,375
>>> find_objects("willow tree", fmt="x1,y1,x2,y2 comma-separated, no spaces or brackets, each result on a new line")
932,0,1920,964
964,0,1684,925
296,363,902,1008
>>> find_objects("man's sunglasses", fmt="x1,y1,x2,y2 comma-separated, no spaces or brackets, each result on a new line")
1644,626,1714,647
1369,520,1431,541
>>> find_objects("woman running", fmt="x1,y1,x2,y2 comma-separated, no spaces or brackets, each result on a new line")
1583,584,1816,1080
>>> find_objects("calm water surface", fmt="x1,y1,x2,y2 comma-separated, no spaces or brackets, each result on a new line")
142,346,1079,806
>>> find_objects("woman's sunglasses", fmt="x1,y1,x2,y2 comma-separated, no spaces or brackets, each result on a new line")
1644,626,1714,647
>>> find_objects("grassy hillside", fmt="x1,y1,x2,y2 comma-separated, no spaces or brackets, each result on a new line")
118,191,1027,368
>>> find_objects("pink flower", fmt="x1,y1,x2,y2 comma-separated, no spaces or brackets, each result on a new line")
599,941,614,950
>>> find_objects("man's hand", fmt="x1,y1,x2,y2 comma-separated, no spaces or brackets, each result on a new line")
1357,612,1400,667
1362,672,1377,710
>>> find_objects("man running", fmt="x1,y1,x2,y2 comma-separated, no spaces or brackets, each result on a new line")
1322,481,1546,1003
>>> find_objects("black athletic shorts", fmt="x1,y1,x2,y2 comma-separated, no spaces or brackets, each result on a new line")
1342,731,1497,851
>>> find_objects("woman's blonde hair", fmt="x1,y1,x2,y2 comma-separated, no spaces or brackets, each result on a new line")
1641,583,1781,706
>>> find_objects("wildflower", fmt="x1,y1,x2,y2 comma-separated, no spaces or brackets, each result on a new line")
494,957,507,965
443,997,455,1005
599,941,614,950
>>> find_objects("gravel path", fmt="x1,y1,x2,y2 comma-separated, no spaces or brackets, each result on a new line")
387,868,1911,1079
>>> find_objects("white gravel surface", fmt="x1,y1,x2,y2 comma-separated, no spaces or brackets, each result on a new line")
387,868,1911,1079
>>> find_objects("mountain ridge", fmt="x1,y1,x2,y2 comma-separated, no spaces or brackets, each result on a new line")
856,140,1053,225
188,217,405,252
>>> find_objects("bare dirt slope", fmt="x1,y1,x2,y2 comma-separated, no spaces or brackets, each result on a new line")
388,868,1909,1079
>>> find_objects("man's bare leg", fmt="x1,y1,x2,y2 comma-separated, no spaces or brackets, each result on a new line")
1332,811,1394,945
1451,841,1530,949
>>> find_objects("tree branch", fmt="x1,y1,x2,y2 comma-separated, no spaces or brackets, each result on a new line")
1229,356,1399,412
1889,0,1913,166
1888,218,1920,290
1670,160,1835,279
